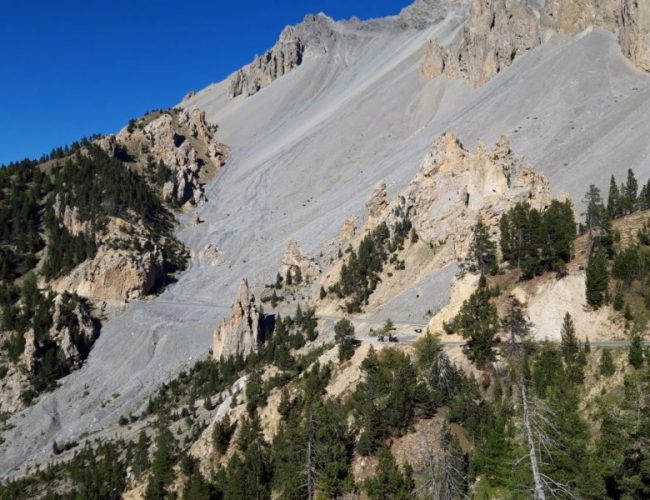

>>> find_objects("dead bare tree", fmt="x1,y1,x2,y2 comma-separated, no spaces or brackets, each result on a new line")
414,425,468,499
303,410,318,500
520,383,578,500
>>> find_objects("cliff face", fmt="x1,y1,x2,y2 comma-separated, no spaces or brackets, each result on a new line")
109,108,230,207
618,0,650,71
0,295,98,414
50,216,164,301
442,0,541,87
381,132,550,265
229,14,336,98
423,0,650,87
213,280,261,361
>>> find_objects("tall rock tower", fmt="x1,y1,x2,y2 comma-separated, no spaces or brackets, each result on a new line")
213,279,260,361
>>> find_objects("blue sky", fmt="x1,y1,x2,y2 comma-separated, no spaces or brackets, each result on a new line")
0,0,410,164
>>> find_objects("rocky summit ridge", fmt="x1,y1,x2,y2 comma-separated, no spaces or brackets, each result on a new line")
422,0,650,86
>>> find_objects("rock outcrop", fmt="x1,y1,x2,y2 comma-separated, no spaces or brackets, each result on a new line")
213,280,261,361
423,0,650,88
442,0,542,87
103,108,229,207
280,240,320,284
229,14,336,98
51,217,163,301
366,180,389,227
619,0,650,72
0,295,98,413
421,38,446,78
383,132,550,263
339,218,357,242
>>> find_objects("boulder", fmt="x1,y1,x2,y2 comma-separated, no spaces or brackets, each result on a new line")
421,38,446,78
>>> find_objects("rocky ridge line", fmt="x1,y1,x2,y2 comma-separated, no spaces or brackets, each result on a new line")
422,0,650,87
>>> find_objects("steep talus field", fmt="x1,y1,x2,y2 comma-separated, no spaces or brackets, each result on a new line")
2,0,650,478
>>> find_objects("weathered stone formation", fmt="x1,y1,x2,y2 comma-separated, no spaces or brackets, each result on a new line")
540,0,650,73
51,217,163,301
0,295,98,413
442,0,541,87
382,132,550,263
280,240,320,284
229,14,336,98
103,108,229,207
213,280,261,361
366,180,389,228
421,38,447,78
339,218,357,242
618,0,650,72
422,0,650,87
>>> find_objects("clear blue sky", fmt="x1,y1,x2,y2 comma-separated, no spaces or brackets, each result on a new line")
0,0,410,165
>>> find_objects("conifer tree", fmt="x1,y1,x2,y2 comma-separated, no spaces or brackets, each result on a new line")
613,281,625,311
583,184,605,235
364,447,414,500
334,318,358,361
144,425,176,500
502,297,531,354
560,313,579,364
456,275,499,368
629,333,644,369
607,175,621,219
132,430,149,478
586,249,609,309
622,168,639,215
213,414,236,455
224,416,271,499
469,219,498,275
600,348,615,377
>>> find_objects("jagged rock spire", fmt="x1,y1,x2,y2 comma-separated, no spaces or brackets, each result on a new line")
213,279,261,361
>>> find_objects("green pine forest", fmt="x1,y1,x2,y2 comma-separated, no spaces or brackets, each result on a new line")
0,138,188,407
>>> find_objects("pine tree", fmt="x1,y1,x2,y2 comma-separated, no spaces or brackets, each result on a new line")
586,250,609,309
456,275,499,368
334,318,358,361
622,168,639,215
607,175,621,219
144,425,176,500
629,333,644,369
364,447,414,500
224,416,271,499
600,349,615,376
583,184,605,235
613,281,625,311
319,286,326,300
469,219,498,275
213,415,236,455
132,430,150,478
502,297,532,354
560,313,579,364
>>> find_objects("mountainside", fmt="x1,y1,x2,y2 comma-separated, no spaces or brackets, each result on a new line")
2,0,650,497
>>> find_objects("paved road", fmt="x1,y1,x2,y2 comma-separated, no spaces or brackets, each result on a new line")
317,314,649,349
